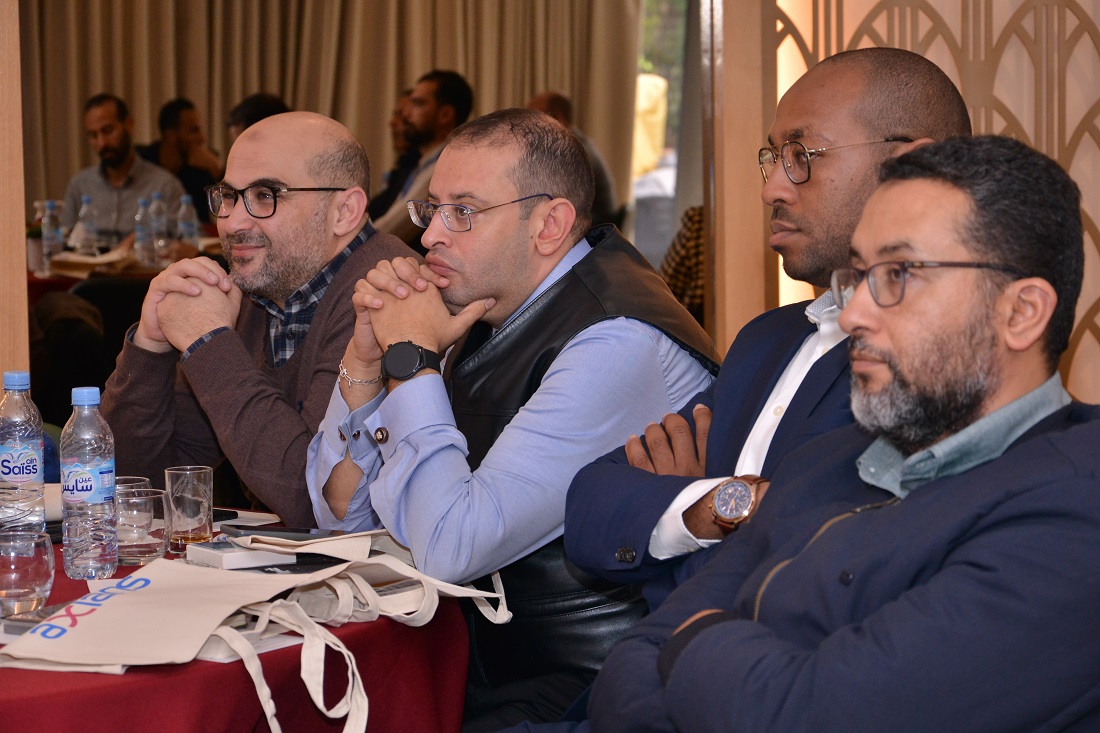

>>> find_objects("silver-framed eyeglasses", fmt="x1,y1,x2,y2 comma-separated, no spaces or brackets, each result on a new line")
407,193,552,232
205,184,349,219
758,137,913,184
831,260,1026,309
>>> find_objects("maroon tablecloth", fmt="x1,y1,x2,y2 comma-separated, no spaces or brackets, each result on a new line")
0,547,469,732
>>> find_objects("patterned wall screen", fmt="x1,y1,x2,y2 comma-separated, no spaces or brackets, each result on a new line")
772,0,1100,401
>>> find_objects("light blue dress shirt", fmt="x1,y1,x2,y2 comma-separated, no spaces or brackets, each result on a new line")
306,240,716,583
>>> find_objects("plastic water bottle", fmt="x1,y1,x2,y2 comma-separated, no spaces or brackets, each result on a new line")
76,194,99,255
134,197,155,267
0,371,45,532
41,200,64,271
176,194,200,252
60,387,117,580
149,191,170,266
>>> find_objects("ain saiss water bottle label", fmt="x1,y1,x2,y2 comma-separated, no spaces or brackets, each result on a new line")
0,443,43,484
62,460,115,504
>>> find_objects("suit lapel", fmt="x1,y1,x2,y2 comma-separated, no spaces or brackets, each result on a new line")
708,307,817,475
762,337,851,474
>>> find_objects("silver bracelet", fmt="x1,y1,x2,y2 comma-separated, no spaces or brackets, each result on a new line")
339,359,383,388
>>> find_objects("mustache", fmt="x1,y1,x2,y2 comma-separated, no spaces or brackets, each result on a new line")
225,233,269,248
848,337,897,369
770,205,806,230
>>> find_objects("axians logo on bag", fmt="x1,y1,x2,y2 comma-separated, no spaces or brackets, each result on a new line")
28,575,152,639
0,447,40,481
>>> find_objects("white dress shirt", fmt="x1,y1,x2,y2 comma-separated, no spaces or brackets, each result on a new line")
649,293,846,559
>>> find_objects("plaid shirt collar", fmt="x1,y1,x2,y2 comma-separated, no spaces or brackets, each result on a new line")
251,222,375,367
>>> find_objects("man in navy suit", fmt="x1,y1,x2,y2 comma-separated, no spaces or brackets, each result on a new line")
564,47,973,606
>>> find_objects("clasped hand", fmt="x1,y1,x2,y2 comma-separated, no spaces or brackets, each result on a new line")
344,256,495,369
134,257,240,352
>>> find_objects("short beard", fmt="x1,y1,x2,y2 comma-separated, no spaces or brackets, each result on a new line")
226,200,332,302
849,313,1001,455
98,132,131,169
772,205,849,288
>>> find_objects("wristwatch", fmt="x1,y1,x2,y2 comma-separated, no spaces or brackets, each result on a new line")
380,340,442,381
710,475,766,534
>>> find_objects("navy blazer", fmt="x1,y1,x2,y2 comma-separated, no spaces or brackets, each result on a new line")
564,301,852,601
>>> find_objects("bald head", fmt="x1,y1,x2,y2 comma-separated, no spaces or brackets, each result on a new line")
233,111,371,193
526,91,573,126
813,47,971,141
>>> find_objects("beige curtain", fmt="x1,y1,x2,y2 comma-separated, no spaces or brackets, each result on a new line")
19,0,640,220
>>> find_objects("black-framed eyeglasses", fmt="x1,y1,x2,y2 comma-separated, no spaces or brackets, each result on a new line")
204,184,349,219
831,260,1026,309
406,193,552,232
758,138,914,185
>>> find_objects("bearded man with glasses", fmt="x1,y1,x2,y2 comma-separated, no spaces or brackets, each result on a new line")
563,48,975,614
101,112,413,526
306,107,720,730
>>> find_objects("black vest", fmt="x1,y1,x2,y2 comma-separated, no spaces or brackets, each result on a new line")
448,225,719,690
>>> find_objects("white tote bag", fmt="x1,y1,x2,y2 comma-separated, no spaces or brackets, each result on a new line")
0,530,509,732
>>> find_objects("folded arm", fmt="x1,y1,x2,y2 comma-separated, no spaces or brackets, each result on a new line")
591,477,1100,733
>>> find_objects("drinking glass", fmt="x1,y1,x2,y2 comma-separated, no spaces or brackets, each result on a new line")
0,531,54,616
165,466,213,553
115,477,168,565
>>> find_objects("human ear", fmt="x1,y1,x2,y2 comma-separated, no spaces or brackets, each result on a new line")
438,105,457,128
532,198,577,256
890,137,934,157
332,187,368,237
1001,277,1057,354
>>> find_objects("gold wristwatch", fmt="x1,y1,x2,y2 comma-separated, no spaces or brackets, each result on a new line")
709,475,766,534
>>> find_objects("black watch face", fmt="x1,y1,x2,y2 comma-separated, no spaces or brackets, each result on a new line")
383,342,423,380
714,480,753,521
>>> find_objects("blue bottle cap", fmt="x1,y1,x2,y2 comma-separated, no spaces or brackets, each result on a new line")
71,387,101,406
3,371,30,390
81,194,92,204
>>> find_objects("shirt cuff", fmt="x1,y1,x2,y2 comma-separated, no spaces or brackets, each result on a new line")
180,326,231,361
365,374,457,462
649,477,727,559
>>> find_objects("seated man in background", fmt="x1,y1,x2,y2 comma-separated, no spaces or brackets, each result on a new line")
526,91,618,226
372,70,474,252
137,97,224,224
226,92,290,143
307,108,719,730
367,89,420,221
564,48,971,608
62,93,184,245
101,111,412,526
535,135,1099,733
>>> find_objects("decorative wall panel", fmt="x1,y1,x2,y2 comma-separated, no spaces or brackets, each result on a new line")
767,0,1100,400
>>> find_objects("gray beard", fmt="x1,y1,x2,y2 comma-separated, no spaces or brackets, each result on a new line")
849,326,1000,456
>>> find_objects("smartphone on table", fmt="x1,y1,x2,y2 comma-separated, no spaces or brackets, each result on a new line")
219,525,341,541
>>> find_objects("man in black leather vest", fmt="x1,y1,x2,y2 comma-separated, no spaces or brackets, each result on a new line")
306,108,720,730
